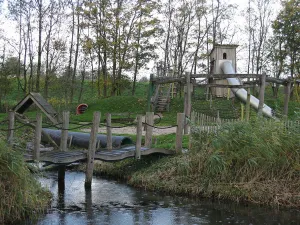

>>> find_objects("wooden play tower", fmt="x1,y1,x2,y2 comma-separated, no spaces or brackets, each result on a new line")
210,44,238,98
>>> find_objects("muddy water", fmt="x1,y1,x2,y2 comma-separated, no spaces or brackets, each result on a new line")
25,171,300,225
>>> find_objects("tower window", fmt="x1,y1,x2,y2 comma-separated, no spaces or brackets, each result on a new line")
223,53,227,59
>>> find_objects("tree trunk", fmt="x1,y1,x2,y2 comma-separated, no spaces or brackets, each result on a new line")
36,0,43,92
70,0,80,103
66,2,75,103
44,8,53,99
78,69,86,103
132,15,142,96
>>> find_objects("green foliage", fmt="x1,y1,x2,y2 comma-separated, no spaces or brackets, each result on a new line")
152,133,189,150
0,140,50,224
272,0,300,78
71,95,147,122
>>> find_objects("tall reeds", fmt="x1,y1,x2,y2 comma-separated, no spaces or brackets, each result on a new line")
0,140,50,224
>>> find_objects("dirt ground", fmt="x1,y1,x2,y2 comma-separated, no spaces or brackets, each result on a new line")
81,114,177,135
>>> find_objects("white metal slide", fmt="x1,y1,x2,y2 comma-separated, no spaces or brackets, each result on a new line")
221,61,274,118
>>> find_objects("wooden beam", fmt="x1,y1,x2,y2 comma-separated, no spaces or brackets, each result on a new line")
194,84,256,88
153,73,287,86
245,88,251,121
60,111,69,152
106,113,112,151
135,115,142,159
176,113,185,153
145,112,154,148
184,73,191,134
258,73,266,117
191,73,262,79
7,111,15,146
33,113,42,161
58,111,69,187
85,111,101,188
283,80,292,118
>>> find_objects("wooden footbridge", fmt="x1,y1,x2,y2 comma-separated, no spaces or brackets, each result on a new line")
24,146,174,165
4,93,185,188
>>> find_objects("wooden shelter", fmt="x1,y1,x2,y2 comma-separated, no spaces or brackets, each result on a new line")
13,92,59,124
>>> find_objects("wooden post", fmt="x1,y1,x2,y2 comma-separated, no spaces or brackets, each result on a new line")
171,82,174,98
227,88,230,100
145,112,154,148
245,87,251,121
184,72,191,134
176,113,185,153
147,74,154,112
184,85,187,120
58,111,69,186
217,110,221,124
33,113,42,161
85,111,101,188
283,80,292,118
135,115,142,159
257,72,266,117
60,111,69,152
7,111,15,146
106,113,112,151
68,136,73,148
241,104,244,121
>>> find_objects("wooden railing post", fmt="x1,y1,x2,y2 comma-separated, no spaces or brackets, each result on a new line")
135,115,142,159
33,113,42,161
184,73,191,134
85,111,101,188
145,112,154,148
147,74,154,112
245,87,251,121
176,113,185,153
106,113,112,151
241,104,244,121
58,111,69,187
60,111,69,152
283,80,292,118
7,111,15,146
258,72,266,117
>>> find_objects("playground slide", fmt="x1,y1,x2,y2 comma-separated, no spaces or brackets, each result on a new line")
221,61,274,118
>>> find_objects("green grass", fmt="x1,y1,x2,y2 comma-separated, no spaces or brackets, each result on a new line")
71,95,147,122
0,139,51,224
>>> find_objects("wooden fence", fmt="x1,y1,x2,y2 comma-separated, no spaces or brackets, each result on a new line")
190,111,300,134
190,111,240,133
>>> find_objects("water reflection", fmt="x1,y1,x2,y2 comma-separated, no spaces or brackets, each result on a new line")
26,171,300,225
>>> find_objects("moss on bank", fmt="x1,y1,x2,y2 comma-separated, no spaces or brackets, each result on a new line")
0,140,51,224
91,119,300,208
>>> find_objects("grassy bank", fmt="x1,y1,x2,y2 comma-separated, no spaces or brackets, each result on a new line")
0,140,51,224
92,119,300,208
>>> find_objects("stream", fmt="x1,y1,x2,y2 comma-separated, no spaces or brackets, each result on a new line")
22,171,300,225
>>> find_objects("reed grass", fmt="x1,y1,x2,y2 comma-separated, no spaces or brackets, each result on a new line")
0,140,51,224
93,119,300,207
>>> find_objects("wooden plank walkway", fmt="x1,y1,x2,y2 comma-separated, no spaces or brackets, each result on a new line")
24,146,174,165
